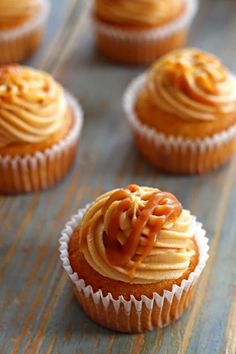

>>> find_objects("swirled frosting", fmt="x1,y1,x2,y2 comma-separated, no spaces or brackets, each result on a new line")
0,0,42,24
144,48,236,121
79,185,196,284
94,0,185,28
0,65,67,148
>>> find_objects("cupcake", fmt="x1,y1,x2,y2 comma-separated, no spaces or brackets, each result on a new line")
0,0,50,64
124,48,236,174
0,65,83,194
59,184,209,333
92,0,198,65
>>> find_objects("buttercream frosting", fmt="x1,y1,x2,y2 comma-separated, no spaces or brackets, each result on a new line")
79,185,196,284
94,0,184,27
0,0,41,23
144,48,236,121
0,65,67,148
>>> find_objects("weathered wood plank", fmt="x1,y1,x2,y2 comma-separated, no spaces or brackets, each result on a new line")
226,286,236,354
0,0,236,353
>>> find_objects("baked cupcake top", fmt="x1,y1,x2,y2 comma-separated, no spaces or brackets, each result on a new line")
94,0,185,29
142,48,236,121
0,0,41,29
0,65,67,149
79,184,196,284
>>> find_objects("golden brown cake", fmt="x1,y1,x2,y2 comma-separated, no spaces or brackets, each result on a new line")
124,48,236,174
60,184,209,333
0,0,49,64
93,0,198,64
0,65,83,194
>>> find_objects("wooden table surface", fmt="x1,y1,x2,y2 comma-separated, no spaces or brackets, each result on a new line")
1,0,236,353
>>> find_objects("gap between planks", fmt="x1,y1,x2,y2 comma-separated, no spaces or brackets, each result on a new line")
40,0,91,76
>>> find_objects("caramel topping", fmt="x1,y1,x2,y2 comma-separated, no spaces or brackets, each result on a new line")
157,52,227,95
125,184,139,193
80,185,183,280
104,187,182,273
145,48,236,121
79,186,195,284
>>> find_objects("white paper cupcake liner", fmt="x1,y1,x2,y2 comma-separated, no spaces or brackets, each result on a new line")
59,206,209,333
123,73,236,174
0,92,83,194
93,0,198,42
0,0,50,64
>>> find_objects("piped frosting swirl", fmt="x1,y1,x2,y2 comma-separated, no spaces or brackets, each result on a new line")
94,0,184,28
80,185,196,284
0,0,42,26
144,48,236,121
0,65,67,148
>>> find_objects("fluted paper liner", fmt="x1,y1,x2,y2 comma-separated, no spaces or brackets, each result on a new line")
93,0,198,64
0,0,50,64
0,92,83,194
59,206,209,333
123,73,236,174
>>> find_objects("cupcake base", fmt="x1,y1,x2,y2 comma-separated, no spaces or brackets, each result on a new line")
124,74,236,175
0,0,49,64
59,207,209,333
0,93,83,194
72,283,196,332
133,128,236,175
93,0,198,65
95,28,187,65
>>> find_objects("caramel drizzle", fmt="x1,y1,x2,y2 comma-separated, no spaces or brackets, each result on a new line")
164,52,227,94
104,185,182,276
149,50,236,120
80,185,182,279
0,65,52,105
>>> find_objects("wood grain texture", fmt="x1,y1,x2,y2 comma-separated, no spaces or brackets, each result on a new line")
0,0,236,353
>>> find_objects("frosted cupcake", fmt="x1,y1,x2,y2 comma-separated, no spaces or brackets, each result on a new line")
93,0,198,65
0,65,83,194
124,48,236,174
0,0,49,64
59,184,209,333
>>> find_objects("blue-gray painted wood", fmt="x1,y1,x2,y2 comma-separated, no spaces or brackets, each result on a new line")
0,0,236,353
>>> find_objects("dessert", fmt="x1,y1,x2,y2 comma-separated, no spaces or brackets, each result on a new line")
59,184,209,333
0,0,50,64
92,0,198,64
124,48,236,174
0,65,83,194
